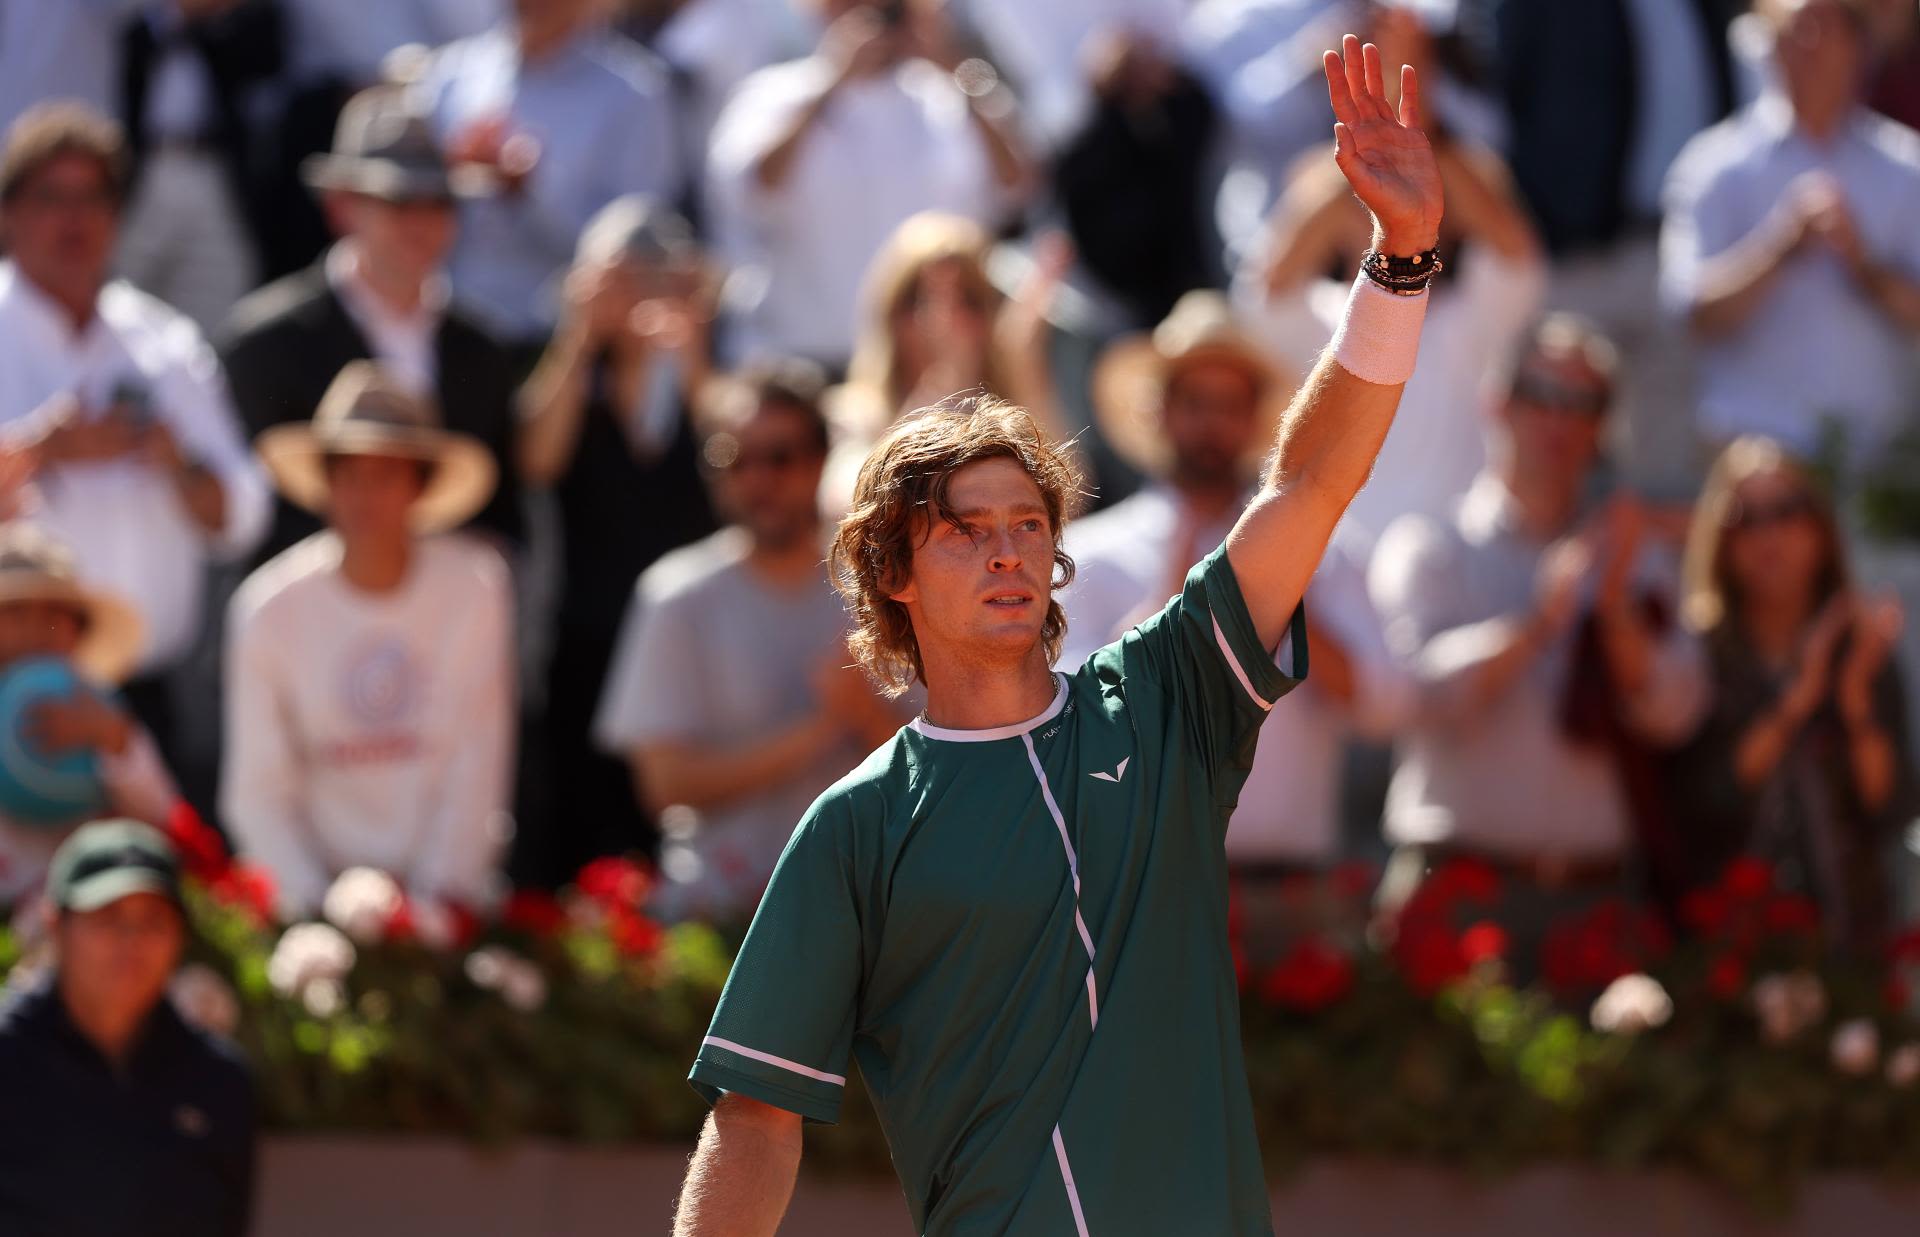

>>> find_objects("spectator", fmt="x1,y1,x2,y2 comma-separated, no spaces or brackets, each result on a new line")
223,363,513,917
513,195,720,887
1063,291,1409,889
221,86,525,563
966,0,1186,147
1053,27,1223,328
0,821,254,1237
595,365,896,922
414,0,684,351
706,0,1029,368
1668,436,1916,953
1369,316,1707,971
1488,0,1738,494
0,103,270,801
1240,78,1543,547
283,0,502,91
823,212,1065,510
0,526,178,909
117,0,285,332
1661,0,1920,464
0,1,134,141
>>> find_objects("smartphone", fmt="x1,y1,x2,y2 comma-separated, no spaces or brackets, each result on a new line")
108,378,155,431
877,0,907,28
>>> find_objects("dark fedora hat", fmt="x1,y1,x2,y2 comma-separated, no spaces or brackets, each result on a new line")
300,86,490,202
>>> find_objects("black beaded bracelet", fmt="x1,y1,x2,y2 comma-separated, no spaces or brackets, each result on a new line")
1361,247,1444,296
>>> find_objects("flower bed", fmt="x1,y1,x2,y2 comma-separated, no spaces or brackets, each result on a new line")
7,811,1920,1212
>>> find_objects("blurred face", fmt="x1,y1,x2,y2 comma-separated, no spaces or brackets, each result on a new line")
1161,359,1262,492
1365,4,1433,82
1500,352,1610,502
324,452,428,544
892,257,992,383
0,152,118,307
57,893,185,1029
512,0,605,31
0,599,85,668
1776,0,1869,113
1723,469,1829,616
336,193,456,288
708,403,826,550
890,456,1055,672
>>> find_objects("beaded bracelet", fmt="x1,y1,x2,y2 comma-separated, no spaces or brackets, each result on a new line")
1361,247,1444,296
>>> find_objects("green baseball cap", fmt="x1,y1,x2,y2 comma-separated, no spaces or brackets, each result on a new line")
47,820,184,913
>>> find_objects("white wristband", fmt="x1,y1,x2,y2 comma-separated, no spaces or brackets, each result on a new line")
1329,273,1428,387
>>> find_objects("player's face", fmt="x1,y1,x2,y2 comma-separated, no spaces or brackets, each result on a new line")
891,456,1055,671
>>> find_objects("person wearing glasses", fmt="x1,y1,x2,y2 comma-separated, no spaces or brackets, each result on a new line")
1369,314,1708,974
594,363,900,923
1666,437,1915,954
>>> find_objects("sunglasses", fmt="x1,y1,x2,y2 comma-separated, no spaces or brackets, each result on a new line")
1725,490,1819,532
1509,369,1611,419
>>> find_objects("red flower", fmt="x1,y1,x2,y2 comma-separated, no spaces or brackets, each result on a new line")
1330,860,1379,902
207,864,276,926
502,889,567,937
162,801,230,881
1720,856,1774,901
608,905,664,958
1681,888,1730,936
1706,953,1747,1000
1424,857,1501,907
1395,916,1469,997
576,856,653,908
1260,937,1355,1012
1888,928,1920,965
1761,894,1821,938
1884,975,1913,1016
1459,920,1509,966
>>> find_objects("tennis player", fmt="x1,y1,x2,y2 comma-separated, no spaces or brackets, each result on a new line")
676,35,1445,1237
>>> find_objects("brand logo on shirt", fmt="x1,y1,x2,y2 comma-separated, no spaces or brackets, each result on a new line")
1089,757,1130,784
341,635,418,725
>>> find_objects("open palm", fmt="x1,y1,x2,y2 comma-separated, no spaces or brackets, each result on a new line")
1323,34,1443,252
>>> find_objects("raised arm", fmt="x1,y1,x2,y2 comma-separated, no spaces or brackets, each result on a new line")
1227,36,1444,647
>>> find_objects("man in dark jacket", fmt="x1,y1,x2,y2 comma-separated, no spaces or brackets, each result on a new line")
218,85,523,562
0,820,255,1237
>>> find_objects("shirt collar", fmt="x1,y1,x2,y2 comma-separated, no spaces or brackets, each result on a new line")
909,673,1070,743
1752,91,1873,155
1456,471,1528,543
326,242,448,334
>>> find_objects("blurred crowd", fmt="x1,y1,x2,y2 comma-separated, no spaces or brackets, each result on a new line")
0,0,1917,987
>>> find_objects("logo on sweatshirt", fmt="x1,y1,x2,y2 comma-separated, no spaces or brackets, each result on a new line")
342,636,417,726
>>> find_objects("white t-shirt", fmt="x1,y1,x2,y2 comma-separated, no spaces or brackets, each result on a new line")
221,533,515,916
707,56,1004,364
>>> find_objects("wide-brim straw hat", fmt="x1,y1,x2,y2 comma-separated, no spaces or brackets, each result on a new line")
299,85,492,202
0,524,145,685
1091,291,1296,480
256,361,497,535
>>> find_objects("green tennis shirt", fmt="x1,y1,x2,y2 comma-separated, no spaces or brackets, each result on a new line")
689,544,1306,1235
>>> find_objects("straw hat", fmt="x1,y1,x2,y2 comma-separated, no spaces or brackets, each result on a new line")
300,86,491,202
0,524,144,685
256,362,497,534
1090,291,1295,480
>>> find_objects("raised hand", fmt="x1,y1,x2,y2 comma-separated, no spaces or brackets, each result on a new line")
1322,34,1443,256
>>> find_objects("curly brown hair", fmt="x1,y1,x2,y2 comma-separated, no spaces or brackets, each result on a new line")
830,394,1082,695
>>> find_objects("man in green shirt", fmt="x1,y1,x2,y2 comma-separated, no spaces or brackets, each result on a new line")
676,35,1445,1237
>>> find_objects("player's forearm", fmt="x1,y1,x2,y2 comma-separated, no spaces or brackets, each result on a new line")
673,1103,802,1237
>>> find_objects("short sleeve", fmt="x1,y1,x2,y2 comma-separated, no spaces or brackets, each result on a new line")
1092,543,1306,787
688,796,865,1123
592,585,711,752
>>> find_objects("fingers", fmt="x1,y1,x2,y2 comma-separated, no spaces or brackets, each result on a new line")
1399,63,1421,130
1322,50,1359,129
1342,34,1367,119
1362,41,1387,112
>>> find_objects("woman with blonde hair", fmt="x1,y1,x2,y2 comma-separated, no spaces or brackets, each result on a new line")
824,212,1066,509
1668,436,1915,951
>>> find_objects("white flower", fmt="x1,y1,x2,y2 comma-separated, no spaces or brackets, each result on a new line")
267,922,357,997
465,946,547,1013
1831,1019,1881,1076
169,964,240,1037
321,868,404,944
300,977,346,1019
1751,970,1828,1044
1590,973,1674,1036
1886,1043,1920,1088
